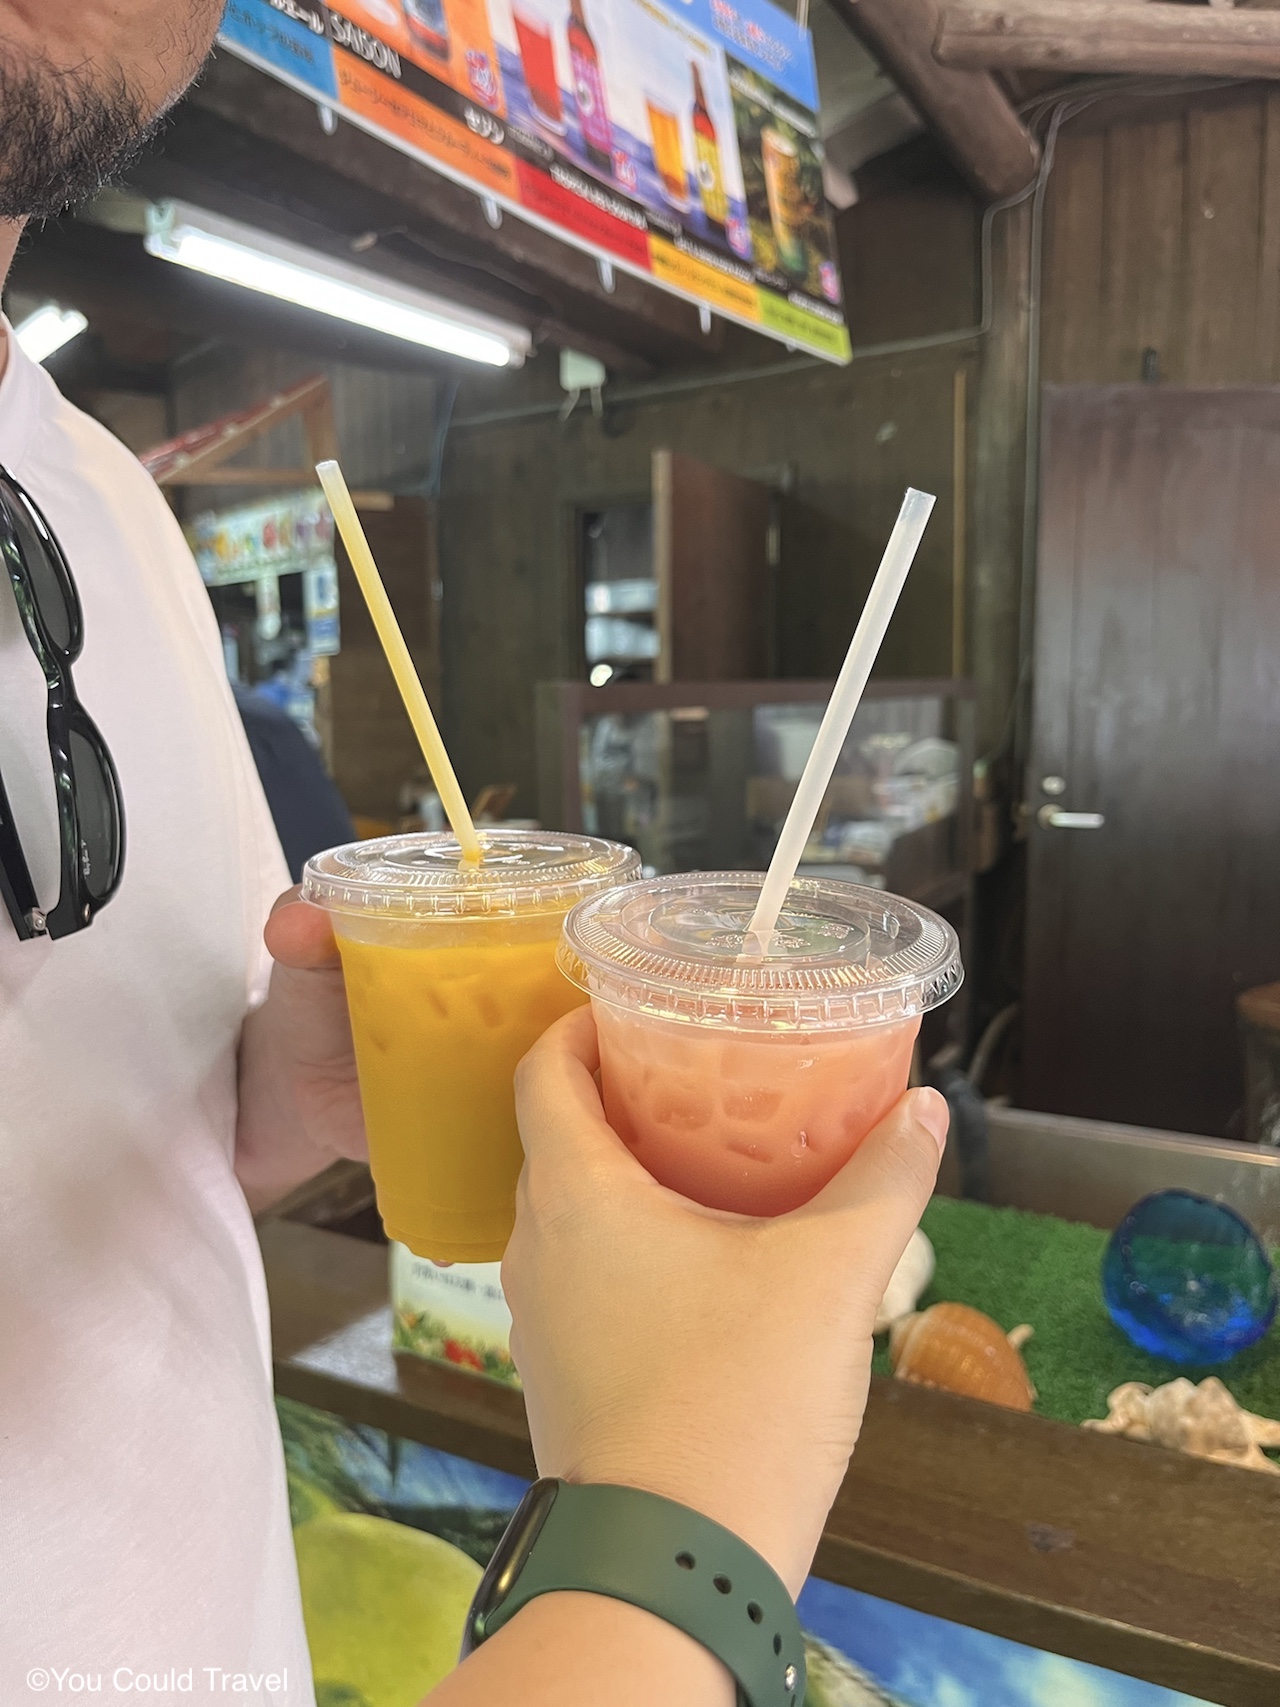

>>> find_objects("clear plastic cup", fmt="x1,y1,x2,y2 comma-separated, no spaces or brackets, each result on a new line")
304,830,640,1262
558,873,962,1216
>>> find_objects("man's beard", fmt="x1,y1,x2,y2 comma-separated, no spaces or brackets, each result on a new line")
0,51,161,220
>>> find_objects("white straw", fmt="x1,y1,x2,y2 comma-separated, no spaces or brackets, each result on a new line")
745,488,937,954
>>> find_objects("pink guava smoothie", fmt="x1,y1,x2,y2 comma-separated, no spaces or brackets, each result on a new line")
559,871,961,1220
595,1004,920,1215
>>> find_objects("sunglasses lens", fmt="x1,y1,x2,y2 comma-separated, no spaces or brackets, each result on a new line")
6,489,74,655
69,727,122,901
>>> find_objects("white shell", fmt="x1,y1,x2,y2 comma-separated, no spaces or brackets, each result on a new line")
875,1229,936,1335
1083,1377,1280,1474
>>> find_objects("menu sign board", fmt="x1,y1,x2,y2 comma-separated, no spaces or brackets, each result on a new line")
186,489,341,655
219,0,850,361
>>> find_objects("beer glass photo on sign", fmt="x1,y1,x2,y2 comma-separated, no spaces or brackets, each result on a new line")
731,63,841,303
645,88,690,209
511,0,566,132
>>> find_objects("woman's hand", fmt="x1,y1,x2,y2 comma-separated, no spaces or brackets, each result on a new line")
503,1005,949,1599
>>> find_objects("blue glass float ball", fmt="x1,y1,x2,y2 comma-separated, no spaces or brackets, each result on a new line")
1103,1190,1277,1365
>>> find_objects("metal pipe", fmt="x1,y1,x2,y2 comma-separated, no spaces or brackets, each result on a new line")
449,326,986,431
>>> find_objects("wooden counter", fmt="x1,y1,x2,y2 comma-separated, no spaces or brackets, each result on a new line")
263,1217,1280,1707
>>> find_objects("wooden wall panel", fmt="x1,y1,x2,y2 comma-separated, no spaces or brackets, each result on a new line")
1184,102,1264,383
839,185,980,346
330,497,440,820
1257,89,1280,376
1040,130,1106,384
1101,117,1185,381
1042,87,1280,388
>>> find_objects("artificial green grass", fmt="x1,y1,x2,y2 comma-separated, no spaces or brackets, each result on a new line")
869,1196,1280,1429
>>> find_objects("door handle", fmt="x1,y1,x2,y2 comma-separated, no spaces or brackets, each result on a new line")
1037,806,1105,830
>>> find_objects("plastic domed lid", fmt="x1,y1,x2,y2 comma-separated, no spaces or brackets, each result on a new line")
303,829,641,919
559,872,963,1031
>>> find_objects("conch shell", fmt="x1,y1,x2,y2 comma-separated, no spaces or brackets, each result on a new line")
889,1302,1036,1411
1083,1378,1280,1475
874,1229,935,1334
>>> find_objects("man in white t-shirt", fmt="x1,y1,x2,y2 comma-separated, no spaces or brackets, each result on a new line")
1,4,370,1700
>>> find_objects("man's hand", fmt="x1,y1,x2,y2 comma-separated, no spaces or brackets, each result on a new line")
235,888,367,1214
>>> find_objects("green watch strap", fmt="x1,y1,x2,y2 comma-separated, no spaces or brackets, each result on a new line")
462,1480,805,1707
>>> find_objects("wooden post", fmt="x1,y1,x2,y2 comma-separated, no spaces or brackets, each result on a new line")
653,449,674,686
970,200,1033,756
952,367,969,680
937,2,1280,79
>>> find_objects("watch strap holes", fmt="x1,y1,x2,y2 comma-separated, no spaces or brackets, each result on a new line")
713,1574,732,1595
746,1602,763,1624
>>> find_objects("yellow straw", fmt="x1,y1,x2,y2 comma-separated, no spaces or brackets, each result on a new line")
316,459,482,864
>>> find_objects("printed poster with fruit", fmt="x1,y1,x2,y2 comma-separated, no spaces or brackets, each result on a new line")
278,1398,1203,1707
218,0,851,361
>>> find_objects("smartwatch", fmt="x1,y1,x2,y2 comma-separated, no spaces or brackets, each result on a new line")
460,1479,806,1707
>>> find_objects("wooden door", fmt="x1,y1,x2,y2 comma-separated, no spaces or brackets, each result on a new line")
1023,387,1280,1137
652,450,772,680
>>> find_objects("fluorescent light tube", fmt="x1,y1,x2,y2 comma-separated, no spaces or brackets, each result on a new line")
145,201,529,368
14,304,88,364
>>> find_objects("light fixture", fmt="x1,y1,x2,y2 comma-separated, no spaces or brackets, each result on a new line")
145,201,530,368
13,304,88,365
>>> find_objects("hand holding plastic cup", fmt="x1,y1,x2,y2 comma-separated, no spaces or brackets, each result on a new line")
558,872,962,1216
304,829,639,1262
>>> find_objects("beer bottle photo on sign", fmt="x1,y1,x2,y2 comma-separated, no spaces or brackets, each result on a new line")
568,0,613,176
691,62,727,236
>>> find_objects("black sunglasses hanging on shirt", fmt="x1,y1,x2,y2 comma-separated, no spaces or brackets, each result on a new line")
0,464,125,941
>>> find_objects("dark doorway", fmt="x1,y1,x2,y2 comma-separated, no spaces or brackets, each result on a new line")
1022,386,1280,1137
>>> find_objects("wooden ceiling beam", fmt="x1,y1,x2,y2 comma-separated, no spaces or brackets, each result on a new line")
160,50,720,373
824,0,1040,202
936,2,1280,79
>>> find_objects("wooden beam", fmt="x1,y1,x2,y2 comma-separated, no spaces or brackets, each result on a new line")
157,50,721,373
937,2,1280,79
146,374,330,483
825,0,1040,202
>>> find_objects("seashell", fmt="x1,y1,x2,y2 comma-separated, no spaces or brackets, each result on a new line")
874,1229,936,1335
1083,1377,1280,1474
889,1302,1036,1411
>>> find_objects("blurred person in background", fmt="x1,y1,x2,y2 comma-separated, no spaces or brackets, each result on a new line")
232,682,355,881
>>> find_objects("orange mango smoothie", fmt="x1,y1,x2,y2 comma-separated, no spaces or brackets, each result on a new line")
336,919,586,1261
305,830,640,1264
